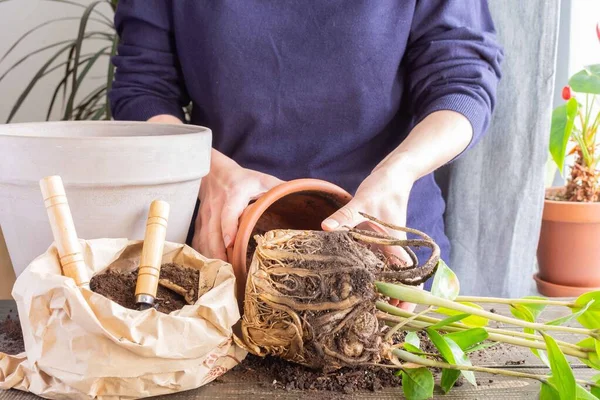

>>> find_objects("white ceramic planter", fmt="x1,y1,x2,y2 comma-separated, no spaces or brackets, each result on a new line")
0,121,211,277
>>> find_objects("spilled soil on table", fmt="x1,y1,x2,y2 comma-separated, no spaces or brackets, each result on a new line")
0,310,25,354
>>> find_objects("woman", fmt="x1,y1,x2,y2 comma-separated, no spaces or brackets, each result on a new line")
109,0,503,299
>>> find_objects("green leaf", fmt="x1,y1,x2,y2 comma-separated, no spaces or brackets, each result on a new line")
426,328,476,386
547,300,595,326
405,331,420,349
465,341,497,354
401,368,434,400
436,302,489,327
543,332,576,399
576,384,598,400
444,328,488,351
440,369,461,394
430,260,460,300
429,313,470,330
549,98,579,174
569,65,600,95
509,297,547,322
577,338,600,370
540,382,561,400
105,32,118,120
404,343,421,353
65,0,106,119
574,291,600,329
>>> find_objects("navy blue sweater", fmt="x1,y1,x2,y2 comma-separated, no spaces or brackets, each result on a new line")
109,0,503,267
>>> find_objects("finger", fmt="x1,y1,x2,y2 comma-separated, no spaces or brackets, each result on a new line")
322,200,367,231
396,301,417,313
191,207,203,252
205,200,228,261
221,194,253,248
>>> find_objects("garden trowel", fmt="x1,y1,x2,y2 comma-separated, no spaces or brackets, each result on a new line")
135,200,170,310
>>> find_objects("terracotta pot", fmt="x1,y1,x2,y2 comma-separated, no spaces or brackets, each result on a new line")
0,121,211,277
227,179,352,305
536,187,600,296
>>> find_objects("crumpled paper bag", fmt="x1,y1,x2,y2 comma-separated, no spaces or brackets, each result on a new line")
0,239,247,400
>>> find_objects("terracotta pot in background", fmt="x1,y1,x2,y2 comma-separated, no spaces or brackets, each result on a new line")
536,187,600,296
227,179,352,305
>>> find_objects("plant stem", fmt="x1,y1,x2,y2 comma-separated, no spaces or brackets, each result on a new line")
377,307,587,353
393,349,600,389
379,313,589,359
393,348,548,382
456,296,574,308
376,283,598,338
384,306,432,341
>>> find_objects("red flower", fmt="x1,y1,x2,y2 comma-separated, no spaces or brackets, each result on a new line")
597,23,600,42
562,85,572,101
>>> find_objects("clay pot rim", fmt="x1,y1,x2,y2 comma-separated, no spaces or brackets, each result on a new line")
533,273,600,297
0,121,211,139
544,186,600,207
229,178,353,303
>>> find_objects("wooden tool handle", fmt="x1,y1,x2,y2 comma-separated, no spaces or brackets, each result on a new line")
135,200,170,305
39,176,89,288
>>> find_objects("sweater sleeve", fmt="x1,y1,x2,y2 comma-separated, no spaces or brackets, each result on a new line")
404,0,503,152
109,0,189,122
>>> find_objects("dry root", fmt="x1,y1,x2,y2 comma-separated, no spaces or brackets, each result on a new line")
241,214,440,370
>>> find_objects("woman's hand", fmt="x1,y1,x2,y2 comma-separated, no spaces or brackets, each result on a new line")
146,114,283,261
321,110,474,312
192,150,283,261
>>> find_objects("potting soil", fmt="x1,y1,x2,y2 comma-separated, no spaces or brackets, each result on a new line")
90,263,200,314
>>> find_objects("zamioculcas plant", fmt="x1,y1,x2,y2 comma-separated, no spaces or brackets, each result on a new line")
240,214,600,400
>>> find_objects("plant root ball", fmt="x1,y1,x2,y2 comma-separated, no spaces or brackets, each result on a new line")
241,228,440,371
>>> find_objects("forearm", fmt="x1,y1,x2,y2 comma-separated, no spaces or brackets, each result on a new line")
375,110,473,181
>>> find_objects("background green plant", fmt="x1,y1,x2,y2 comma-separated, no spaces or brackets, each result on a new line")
0,0,119,122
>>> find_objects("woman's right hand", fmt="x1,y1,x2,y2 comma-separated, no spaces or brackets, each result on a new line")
191,150,283,261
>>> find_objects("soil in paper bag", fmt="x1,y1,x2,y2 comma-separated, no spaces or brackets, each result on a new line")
90,263,200,314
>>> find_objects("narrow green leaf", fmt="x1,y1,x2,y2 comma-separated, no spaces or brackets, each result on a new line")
105,32,118,120
401,368,434,400
576,384,598,400
547,300,595,326
0,17,107,63
6,42,75,122
549,98,579,174
405,331,420,349
543,332,576,399
577,338,600,370
429,313,470,330
444,328,488,351
426,328,476,386
42,0,114,26
591,373,600,398
436,302,488,327
574,291,600,329
430,260,460,300
65,0,106,119
440,369,461,394
91,105,108,120
569,65,600,95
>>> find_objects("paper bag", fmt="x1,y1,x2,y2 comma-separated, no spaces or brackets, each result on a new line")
0,239,246,400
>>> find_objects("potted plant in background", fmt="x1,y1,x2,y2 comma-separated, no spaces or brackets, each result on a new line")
536,24,600,296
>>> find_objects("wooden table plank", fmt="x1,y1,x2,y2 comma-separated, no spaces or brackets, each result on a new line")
1,299,595,399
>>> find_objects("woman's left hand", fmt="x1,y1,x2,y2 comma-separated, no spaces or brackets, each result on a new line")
321,161,420,312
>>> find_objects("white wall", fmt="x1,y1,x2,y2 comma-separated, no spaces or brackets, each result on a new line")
568,0,600,76
0,0,113,123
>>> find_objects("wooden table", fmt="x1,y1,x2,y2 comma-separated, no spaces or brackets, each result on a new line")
0,299,595,399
